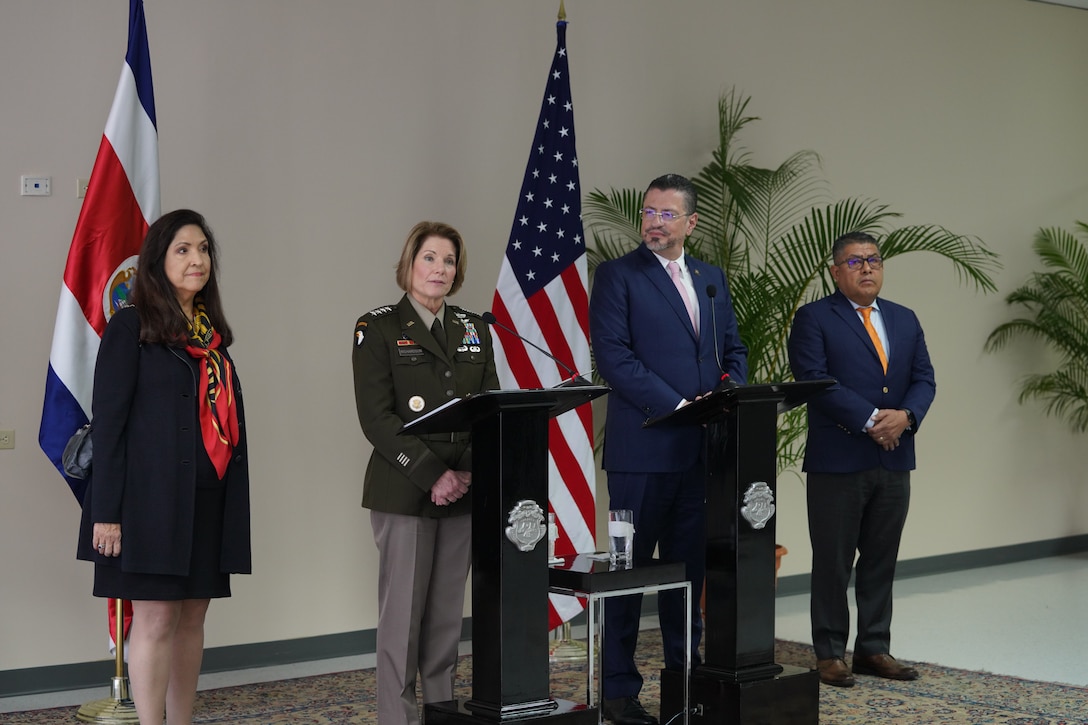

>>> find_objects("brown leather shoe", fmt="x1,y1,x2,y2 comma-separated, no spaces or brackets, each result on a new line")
602,696,658,725
816,657,855,687
852,653,920,681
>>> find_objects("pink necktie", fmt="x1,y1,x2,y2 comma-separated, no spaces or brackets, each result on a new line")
667,261,697,334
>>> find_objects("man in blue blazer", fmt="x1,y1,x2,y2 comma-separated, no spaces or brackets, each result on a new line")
788,231,936,688
590,174,747,725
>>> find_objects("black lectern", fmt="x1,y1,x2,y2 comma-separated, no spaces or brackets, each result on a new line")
651,380,834,725
404,383,609,725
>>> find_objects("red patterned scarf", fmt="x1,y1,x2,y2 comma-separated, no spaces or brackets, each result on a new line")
185,301,239,479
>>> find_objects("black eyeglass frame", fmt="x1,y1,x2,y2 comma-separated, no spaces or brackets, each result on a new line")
835,255,884,270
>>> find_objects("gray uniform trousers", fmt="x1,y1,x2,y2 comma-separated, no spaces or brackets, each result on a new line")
371,510,472,725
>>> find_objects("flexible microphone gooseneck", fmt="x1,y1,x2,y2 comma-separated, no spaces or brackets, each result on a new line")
480,311,589,385
705,285,736,391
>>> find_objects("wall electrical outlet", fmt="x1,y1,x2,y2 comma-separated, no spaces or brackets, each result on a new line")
21,176,51,196
0,429,14,450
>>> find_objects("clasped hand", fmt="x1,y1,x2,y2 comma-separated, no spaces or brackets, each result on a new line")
431,470,471,506
868,408,909,451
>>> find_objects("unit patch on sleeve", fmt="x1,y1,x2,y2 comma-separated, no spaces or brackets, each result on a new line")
355,305,396,347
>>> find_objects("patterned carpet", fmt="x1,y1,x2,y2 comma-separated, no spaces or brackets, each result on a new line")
7,630,1087,724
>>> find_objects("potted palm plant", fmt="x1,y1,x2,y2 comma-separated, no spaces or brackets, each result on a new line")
984,222,1088,430
585,87,1002,474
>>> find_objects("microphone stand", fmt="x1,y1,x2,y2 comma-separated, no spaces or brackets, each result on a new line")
485,311,593,662
706,285,736,392
482,311,591,387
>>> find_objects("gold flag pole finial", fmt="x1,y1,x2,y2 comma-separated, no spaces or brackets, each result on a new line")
558,0,567,21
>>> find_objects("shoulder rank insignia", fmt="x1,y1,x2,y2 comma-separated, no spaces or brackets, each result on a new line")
355,304,396,347
451,305,483,320
365,305,396,318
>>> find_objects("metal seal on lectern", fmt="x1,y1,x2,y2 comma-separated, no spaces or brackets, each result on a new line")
741,481,775,530
505,499,547,552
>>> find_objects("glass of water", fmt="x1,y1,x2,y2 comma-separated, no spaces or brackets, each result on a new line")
608,509,634,569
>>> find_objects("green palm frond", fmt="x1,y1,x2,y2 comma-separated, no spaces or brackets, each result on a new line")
727,151,827,261
585,87,1002,471
881,225,1000,293
584,188,643,271
775,406,809,474
690,89,829,277
985,221,1088,433
1018,365,1088,433
985,317,1053,351
1032,224,1088,277
775,200,901,293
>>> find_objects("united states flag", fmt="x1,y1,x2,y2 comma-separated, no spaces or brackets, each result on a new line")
39,0,159,506
490,19,593,629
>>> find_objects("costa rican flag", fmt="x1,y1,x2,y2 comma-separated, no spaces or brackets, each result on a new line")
490,17,594,629
39,0,160,507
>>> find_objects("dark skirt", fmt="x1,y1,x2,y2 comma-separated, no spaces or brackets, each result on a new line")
94,450,231,601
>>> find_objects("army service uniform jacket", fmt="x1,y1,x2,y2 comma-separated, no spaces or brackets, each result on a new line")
352,294,499,518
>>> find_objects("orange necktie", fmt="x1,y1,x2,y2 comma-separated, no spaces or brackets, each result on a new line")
857,306,888,373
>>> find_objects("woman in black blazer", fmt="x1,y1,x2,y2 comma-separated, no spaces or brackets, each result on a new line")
77,209,250,725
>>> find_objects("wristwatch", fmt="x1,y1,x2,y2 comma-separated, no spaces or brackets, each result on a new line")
901,409,916,430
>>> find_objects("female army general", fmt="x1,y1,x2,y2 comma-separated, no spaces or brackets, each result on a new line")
351,220,498,725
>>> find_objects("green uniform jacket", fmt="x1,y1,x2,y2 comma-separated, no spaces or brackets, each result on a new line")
352,294,499,517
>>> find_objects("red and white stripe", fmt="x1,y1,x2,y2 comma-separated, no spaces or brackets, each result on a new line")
49,54,159,418
492,256,594,626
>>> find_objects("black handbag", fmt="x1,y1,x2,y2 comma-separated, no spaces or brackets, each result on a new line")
62,423,93,479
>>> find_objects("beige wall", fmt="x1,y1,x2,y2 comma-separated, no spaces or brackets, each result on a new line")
2,0,1087,672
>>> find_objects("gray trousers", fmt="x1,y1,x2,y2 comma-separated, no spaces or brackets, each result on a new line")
370,510,472,725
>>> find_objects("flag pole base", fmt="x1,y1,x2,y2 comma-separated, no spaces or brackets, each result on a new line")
76,677,139,723
549,621,587,663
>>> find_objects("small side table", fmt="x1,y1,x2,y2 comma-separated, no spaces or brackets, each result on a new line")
549,555,691,725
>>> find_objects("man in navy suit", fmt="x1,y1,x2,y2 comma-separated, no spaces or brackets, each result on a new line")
788,231,936,688
590,174,747,725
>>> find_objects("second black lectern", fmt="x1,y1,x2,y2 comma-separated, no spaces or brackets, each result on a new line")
404,383,608,725
651,380,833,725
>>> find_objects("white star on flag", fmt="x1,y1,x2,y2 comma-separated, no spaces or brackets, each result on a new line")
489,18,594,630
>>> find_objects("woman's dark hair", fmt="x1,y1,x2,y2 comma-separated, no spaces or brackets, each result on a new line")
131,209,234,346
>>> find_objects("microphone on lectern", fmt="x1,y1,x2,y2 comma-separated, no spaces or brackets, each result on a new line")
706,285,737,392
481,311,590,386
